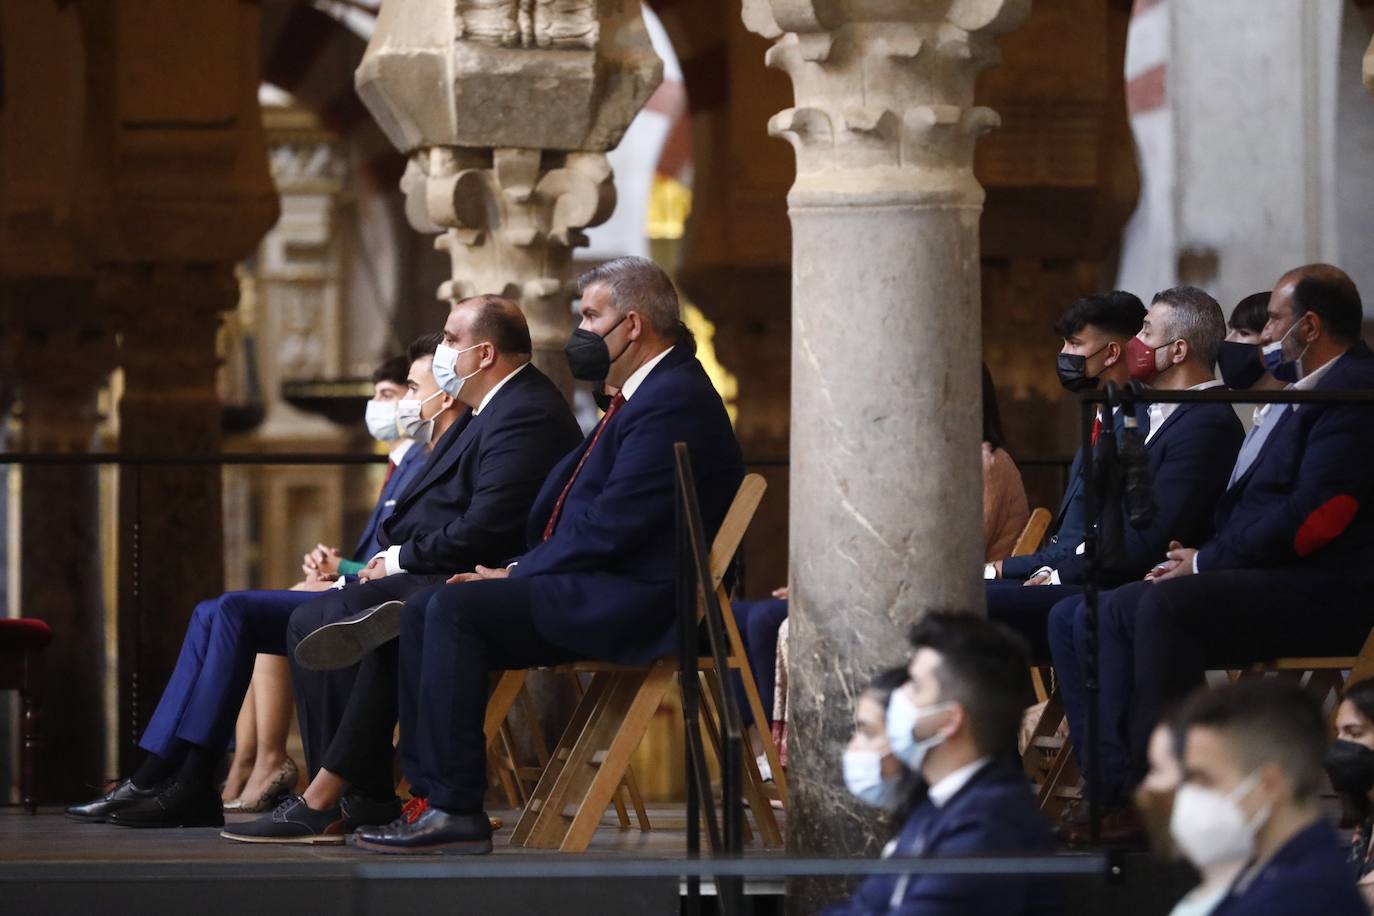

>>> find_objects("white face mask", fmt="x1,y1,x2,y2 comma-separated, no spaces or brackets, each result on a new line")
1170,772,1270,870
433,342,487,400
395,390,444,443
885,689,954,775
364,398,401,443
842,747,905,810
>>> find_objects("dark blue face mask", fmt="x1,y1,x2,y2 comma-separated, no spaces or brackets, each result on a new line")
1260,319,1310,384
1216,341,1266,389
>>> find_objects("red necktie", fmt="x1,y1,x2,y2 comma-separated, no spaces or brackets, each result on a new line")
542,393,626,541
381,459,396,496
1091,416,1102,447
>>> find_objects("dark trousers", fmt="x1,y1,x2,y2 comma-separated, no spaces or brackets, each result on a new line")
140,589,298,759
731,598,788,726
986,580,1083,661
400,579,578,813
286,573,445,800
1052,569,1374,798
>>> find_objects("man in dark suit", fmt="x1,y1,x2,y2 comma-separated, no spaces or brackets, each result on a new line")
329,256,744,853
1174,680,1364,916
1053,264,1374,838
222,295,581,844
990,290,1146,585
63,352,427,828
990,288,1243,660
825,613,1062,916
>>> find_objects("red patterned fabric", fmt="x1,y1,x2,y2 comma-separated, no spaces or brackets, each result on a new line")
0,619,53,650
1294,494,1360,557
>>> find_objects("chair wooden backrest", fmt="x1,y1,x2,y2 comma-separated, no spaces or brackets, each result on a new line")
1011,507,1052,557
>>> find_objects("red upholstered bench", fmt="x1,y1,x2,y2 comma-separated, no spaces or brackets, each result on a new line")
0,618,52,813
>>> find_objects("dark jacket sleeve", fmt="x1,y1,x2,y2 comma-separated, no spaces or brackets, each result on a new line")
397,401,567,574
510,392,693,579
1197,402,1374,571
889,816,1033,916
1056,407,1243,585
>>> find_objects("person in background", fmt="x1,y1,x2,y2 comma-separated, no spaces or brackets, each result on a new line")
982,363,1030,562
842,666,921,820
823,612,1062,916
222,354,416,812
1135,717,1247,916
1326,677,1374,910
1215,292,1285,408
1173,679,1364,916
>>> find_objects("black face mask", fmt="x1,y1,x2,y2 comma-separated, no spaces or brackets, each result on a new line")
1216,340,1266,390
1056,345,1109,393
564,316,628,382
1326,740,1374,797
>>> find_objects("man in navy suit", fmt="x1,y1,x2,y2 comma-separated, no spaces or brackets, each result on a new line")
222,295,581,844
64,352,427,828
825,613,1063,916
1011,289,1244,827
1054,264,1374,838
990,291,1145,586
335,256,744,853
1173,679,1364,916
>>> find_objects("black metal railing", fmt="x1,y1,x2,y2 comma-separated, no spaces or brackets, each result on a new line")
1075,384,1374,843
675,442,747,916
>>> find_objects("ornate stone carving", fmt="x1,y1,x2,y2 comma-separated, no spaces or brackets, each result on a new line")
412,146,614,388
357,0,660,152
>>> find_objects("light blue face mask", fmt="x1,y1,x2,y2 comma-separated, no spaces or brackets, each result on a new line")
433,342,487,400
885,689,955,775
842,748,905,810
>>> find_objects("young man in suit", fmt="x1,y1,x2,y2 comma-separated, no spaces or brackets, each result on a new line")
319,255,745,854
988,291,1146,586
1054,264,1374,841
64,352,427,828
825,613,1062,916
989,288,1243,661
222,295,581,843
1173,680,1365,916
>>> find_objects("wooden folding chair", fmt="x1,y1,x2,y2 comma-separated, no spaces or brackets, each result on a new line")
501,474,783,852
1011,507,1053,559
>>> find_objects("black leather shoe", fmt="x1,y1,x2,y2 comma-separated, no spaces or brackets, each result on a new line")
350,806,493,855
293,600,404,671
109,778,224,828
65,779,160,823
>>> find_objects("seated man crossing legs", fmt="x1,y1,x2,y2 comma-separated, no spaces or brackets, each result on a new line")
223,295,581,844
299,257,745,854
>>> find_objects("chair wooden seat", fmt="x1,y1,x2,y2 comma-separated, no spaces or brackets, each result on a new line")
485,474,785,852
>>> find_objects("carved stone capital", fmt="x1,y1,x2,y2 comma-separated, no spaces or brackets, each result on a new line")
357,0,662,153
742,0,1029,200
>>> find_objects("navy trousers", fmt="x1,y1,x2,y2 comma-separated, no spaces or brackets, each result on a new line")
139,589,298,759
399,579,577,813
1051,569,1374,800
986,580,1083,661
730,598,788,726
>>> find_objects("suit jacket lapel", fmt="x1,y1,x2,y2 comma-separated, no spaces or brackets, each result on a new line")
394,409,477,513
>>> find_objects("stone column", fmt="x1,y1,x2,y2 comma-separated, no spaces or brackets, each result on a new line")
741,0,1027,907
356,0,662,395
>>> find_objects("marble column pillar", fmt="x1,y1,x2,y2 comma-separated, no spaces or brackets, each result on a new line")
108,263,237,771
1,277,115,799
356,0,662,397
741,0,1027,908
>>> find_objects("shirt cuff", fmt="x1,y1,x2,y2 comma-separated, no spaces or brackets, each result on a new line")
384,545,405,577
984,563,997,580
1192,553,1200,575
330,576,347,591
1048,570,1062,586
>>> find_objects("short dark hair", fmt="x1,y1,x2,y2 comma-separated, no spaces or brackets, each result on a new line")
1151,286,1226,367
982,364,1006,452
407,331,444,365
1293,273,1363,343
1230,292,1270,334
1052,290,1146,341
1179,680,1327,802
865,666,911,704
457,294,532,355
371,354,410,387
1342,677,1374,732
907,612,1032,758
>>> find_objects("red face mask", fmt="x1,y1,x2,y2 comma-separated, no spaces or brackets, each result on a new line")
1127,335,1171,384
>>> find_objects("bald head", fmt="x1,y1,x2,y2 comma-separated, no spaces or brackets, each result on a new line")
1272,263,1363,344
449,294,532,357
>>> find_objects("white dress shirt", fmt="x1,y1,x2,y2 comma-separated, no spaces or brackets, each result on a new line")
1145,379,1224,445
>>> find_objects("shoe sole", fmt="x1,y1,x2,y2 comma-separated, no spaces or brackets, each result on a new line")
348,836,493,856
111,817,224,829
294,601,404,671
64,811,111,823
219,830,346,845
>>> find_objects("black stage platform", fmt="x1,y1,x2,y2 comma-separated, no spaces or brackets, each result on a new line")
0,808,1194,916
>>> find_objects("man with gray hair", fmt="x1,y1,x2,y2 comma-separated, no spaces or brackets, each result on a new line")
317,255,745,854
